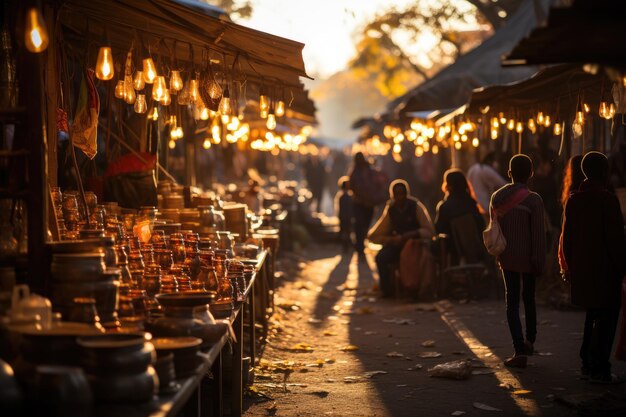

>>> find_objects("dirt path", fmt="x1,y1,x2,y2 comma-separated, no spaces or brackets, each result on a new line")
243,245,626,417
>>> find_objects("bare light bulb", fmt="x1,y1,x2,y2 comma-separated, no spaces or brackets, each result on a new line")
275,100,285,117
553,123,562,136
259,92,269,114
189,79,200,103
218,87,231,116
124,76,136,104
515,122,523,133
161,89,171,106
150,107,159,121
115,80,125,99
168,139,176,149
25,7,49,53
152,76,167,102
527,118,536,134
608,103,616,118
142,58,157,84
95,47,114,80
472,138,479,147
169,70,183,92
133,71,145,90
200,107,210,120
491,117,499,129
576,111,584,124
544,115,551,127
203,138,211,149
507,119,515,130
134,94,147,113
537,112,544,125
266,113,277,130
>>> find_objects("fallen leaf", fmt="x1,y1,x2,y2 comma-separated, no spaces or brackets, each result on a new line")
323,331,338,336
309,390,329,398
364,370,388,378
266,401,278,415
324,358,336,363
339,345,359,352
386,351,404,358
343,376,361,383
421,340,436,348
451,412,466,416
325,378,336,383
308,318,322,324
537,352,553,356
289,343,314,352
277,302,300,311
473,402,502,411
364,331,378,336
418,352,442,358
513,389,532,396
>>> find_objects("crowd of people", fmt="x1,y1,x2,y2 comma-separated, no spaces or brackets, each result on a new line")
329,150,626,384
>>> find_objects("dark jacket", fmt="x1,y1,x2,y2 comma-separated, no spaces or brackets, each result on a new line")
562,179,626,308
490,183,546,275
436,193,485,263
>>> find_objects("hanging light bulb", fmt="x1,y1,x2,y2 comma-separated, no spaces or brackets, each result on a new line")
149,107,159,121
218,87,231,116
133,71,145,90
142,58,157,84
576,111,584,124
536,112,544,125
599,101,608,118
168,139,176,149
124,82,136,105
208,79,222,100
507,119,515,130
583,103,590,113
169,70,183,92
432,145,439,155
178,81,191,105
25,7,49,53
95,47,114,80
515,121,523,133
275,100,285,117
266,113,277,130
472,137,479,147
608,103,616,118
491,117,499,129
115,80,125,99
200,107,210,121
543,115,551,127
491,128,498,140
203,138,211,149
161,89,171,106
527,118,536,134
454,141,462,150
134,94,147,113
553,122,562,136
189,78,200,103
498,112,506,124
152,76,167,102
259,87,269,115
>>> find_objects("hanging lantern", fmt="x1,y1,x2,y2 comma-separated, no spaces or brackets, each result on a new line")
178,81,191,105
472,137,479,147
208,79,222,100
527,118,536,134
498,112,506,124
168,139,176,149
536,112,544,125
543,115,551,127
95,47,114,80
203,138,211,149
491,117,499,129
608,103,616,118
134,94,147,113
133,71,145,90
576,111,584,124
553,122,562,136
169,70,183,92
259,86,269,116
149,107,159,121
24,7,49,53
114,80,125,99
142,58,157,84
515,122,523,133
152,76,167,102
432,145,439,155
275,100,285,117
218,87,231,116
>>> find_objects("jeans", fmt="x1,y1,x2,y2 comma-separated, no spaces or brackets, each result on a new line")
353,203,374,254
580,308,620,378
375,245,402,297
502,270,536,354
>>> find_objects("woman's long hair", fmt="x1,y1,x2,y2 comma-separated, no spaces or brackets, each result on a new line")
441,168,484,213
561,155,584,207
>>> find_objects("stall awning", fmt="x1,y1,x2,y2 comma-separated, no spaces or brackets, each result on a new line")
466,64,611,118
504,0,626,69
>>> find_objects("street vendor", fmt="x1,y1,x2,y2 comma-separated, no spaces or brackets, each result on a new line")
368,179,434,298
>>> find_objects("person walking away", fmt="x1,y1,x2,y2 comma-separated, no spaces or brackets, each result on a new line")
349,152,388,258
435,169,485,265
468,152,507,215
335,176,354,252
561,151,626,384
368,180,434,298
489,154,545,368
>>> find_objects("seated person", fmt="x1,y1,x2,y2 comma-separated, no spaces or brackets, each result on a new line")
435,169,485,264
368,179,434,298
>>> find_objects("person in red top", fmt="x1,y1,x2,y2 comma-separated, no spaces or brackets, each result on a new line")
561,151,626,384
489,154,546,369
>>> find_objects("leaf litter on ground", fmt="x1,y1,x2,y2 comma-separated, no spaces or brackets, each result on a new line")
473,402,502,411
339,344,359,352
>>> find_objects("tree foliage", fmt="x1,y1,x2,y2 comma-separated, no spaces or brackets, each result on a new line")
350,0,525,98
204,0,253,20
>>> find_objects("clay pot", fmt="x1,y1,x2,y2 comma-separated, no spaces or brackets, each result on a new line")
50,252,105,281
77,333,155,375
31,365,92,417
152,337,202,378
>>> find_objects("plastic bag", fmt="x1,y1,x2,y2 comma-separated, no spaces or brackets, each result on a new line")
427,360,472,380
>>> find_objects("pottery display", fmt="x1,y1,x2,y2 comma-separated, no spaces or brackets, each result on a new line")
31,365,92,417
152,337,202,378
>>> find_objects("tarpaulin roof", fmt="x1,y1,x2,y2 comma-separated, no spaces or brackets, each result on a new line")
386,0,550,117
466,64,611,119
56,0,316,118
504,0,626,69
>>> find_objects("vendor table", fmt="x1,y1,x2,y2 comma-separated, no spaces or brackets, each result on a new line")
95,249,272,417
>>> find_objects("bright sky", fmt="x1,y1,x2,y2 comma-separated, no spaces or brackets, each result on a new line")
241,0,419,79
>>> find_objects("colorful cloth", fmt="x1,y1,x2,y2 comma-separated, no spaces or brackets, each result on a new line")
70,69,99,159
